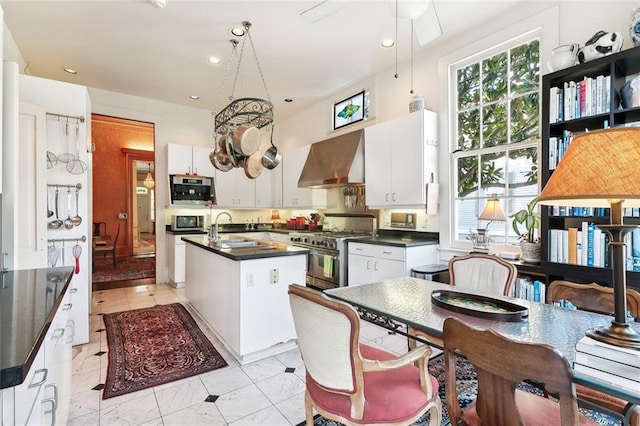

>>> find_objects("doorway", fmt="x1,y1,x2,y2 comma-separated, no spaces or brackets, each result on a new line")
133,160,155,255
92,114,155,290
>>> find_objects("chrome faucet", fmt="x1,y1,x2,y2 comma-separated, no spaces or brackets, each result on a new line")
212,211,232,243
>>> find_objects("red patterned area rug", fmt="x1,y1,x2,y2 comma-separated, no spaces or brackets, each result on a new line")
92,256,155,283
102,303,228,399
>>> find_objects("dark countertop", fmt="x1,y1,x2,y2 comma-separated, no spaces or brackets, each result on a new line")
0,267,74,389
166,229,207,235
350,230,439,248
182,236,309,261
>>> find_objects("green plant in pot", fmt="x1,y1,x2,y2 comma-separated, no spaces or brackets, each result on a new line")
510,196,541,263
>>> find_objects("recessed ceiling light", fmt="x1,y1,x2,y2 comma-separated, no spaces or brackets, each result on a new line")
382,39,395,48
230,27,245,37
63,68,77,74
208,56,221,64
190,95,199,100
284,98,293,103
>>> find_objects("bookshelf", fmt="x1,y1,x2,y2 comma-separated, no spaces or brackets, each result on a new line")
542,45,640,290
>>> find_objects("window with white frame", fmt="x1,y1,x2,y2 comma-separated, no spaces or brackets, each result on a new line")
451,36,540,247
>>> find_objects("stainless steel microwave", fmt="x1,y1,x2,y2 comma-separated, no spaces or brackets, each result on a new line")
169,175,215,205
171,215,205,232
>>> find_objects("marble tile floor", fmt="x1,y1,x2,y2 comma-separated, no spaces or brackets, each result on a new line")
68,283,427,426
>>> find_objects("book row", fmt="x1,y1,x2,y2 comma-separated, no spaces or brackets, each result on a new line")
549,75,611,123
513,278,545,303
548,225,640,270
547,206,640,218
574,336,640,390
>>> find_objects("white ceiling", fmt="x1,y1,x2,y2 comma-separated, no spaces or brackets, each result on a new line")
1,0,526,122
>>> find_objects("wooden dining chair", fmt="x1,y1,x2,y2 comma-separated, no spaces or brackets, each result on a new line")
448,253,518,297
288,284,442,426
546,280,640,425
93,222,120,269
443,317,599,426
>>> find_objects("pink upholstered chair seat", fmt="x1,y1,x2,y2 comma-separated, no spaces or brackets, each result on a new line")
460,389,598,426
306,344,439,425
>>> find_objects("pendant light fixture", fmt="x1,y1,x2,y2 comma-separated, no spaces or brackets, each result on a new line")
143,163,155,189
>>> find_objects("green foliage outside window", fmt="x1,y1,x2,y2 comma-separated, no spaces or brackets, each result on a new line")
454,39,540,243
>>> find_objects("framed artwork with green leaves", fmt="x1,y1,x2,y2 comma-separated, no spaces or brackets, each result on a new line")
333,90,364,130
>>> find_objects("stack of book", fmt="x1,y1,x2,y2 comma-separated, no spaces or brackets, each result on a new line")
573,336,640,390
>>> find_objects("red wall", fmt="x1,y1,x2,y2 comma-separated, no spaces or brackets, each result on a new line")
92,114,154,257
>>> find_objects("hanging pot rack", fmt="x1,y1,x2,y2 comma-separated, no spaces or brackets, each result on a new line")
213,21,273,136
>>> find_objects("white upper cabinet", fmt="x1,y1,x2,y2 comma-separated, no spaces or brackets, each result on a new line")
167,144,216,177
282,145,326,208
255,168,273,208
215,167,256,208
364,110,438,208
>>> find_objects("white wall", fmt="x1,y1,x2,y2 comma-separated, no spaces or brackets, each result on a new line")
4,1,639,279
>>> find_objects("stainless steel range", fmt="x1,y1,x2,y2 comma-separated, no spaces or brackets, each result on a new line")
290,214,375,290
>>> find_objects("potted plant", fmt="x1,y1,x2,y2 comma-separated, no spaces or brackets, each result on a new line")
510,196,541,263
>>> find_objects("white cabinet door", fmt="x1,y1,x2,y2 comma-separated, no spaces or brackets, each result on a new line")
192,146,216,178
282,145,308,207
364,110,438,208
255,168,273,208
1,101,47,270
167,144,194,176
371,257,406,282
348,253,374,286
167,144,216,177
364,120,392,206
41,295,72,426
216,168,256,207
271,165,283,207
282,145,326,208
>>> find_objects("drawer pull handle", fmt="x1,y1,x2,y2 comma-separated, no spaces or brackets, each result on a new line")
383,251,392,255
63,303,72,311
52,328,65,339
29,368,48,388
44,383,58,409
69,288,78,294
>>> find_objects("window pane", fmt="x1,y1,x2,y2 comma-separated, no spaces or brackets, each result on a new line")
510,40,540,95
482,102,507,148
457,108,480,150
457,63,480,109
483,52,507,102
507,147,538,197
457,155,479,197
455,198,480,242
510,93,539,143
480,153,505,197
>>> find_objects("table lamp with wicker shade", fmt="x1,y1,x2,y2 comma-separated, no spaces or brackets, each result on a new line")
537,127,640,348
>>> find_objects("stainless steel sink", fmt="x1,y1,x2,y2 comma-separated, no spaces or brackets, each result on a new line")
216,239,262,248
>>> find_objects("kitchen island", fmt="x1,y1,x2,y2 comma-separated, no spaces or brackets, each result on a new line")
183,236,309,364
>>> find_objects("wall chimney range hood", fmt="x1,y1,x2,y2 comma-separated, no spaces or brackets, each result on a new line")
298,129,364,189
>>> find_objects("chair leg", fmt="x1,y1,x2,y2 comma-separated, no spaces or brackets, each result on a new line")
305,392,315,426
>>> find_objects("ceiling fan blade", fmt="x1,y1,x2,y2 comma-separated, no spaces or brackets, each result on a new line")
300,0,354,23
413,2,442,46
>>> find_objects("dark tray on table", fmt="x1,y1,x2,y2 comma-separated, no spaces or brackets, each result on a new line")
431,290,529,322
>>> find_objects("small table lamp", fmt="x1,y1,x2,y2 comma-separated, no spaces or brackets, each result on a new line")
538,127,640,349
270,210,281,222
474,195,506,253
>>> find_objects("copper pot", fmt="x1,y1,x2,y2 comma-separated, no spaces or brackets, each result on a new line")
210,136,233,172
232,124,261,156
242,150,263,179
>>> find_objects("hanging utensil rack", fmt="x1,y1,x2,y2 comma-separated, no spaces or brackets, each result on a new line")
214,98,273,136
46,112,85,123
47,236,87,243
47,183,82,190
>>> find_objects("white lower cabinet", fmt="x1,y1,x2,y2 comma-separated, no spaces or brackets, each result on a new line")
167,233,207,287
348,242,439,287
1,288,72,426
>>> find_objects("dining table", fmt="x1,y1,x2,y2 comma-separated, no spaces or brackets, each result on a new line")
325,277,640,409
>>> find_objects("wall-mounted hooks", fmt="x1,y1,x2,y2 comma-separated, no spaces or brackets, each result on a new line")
46,112,85,123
